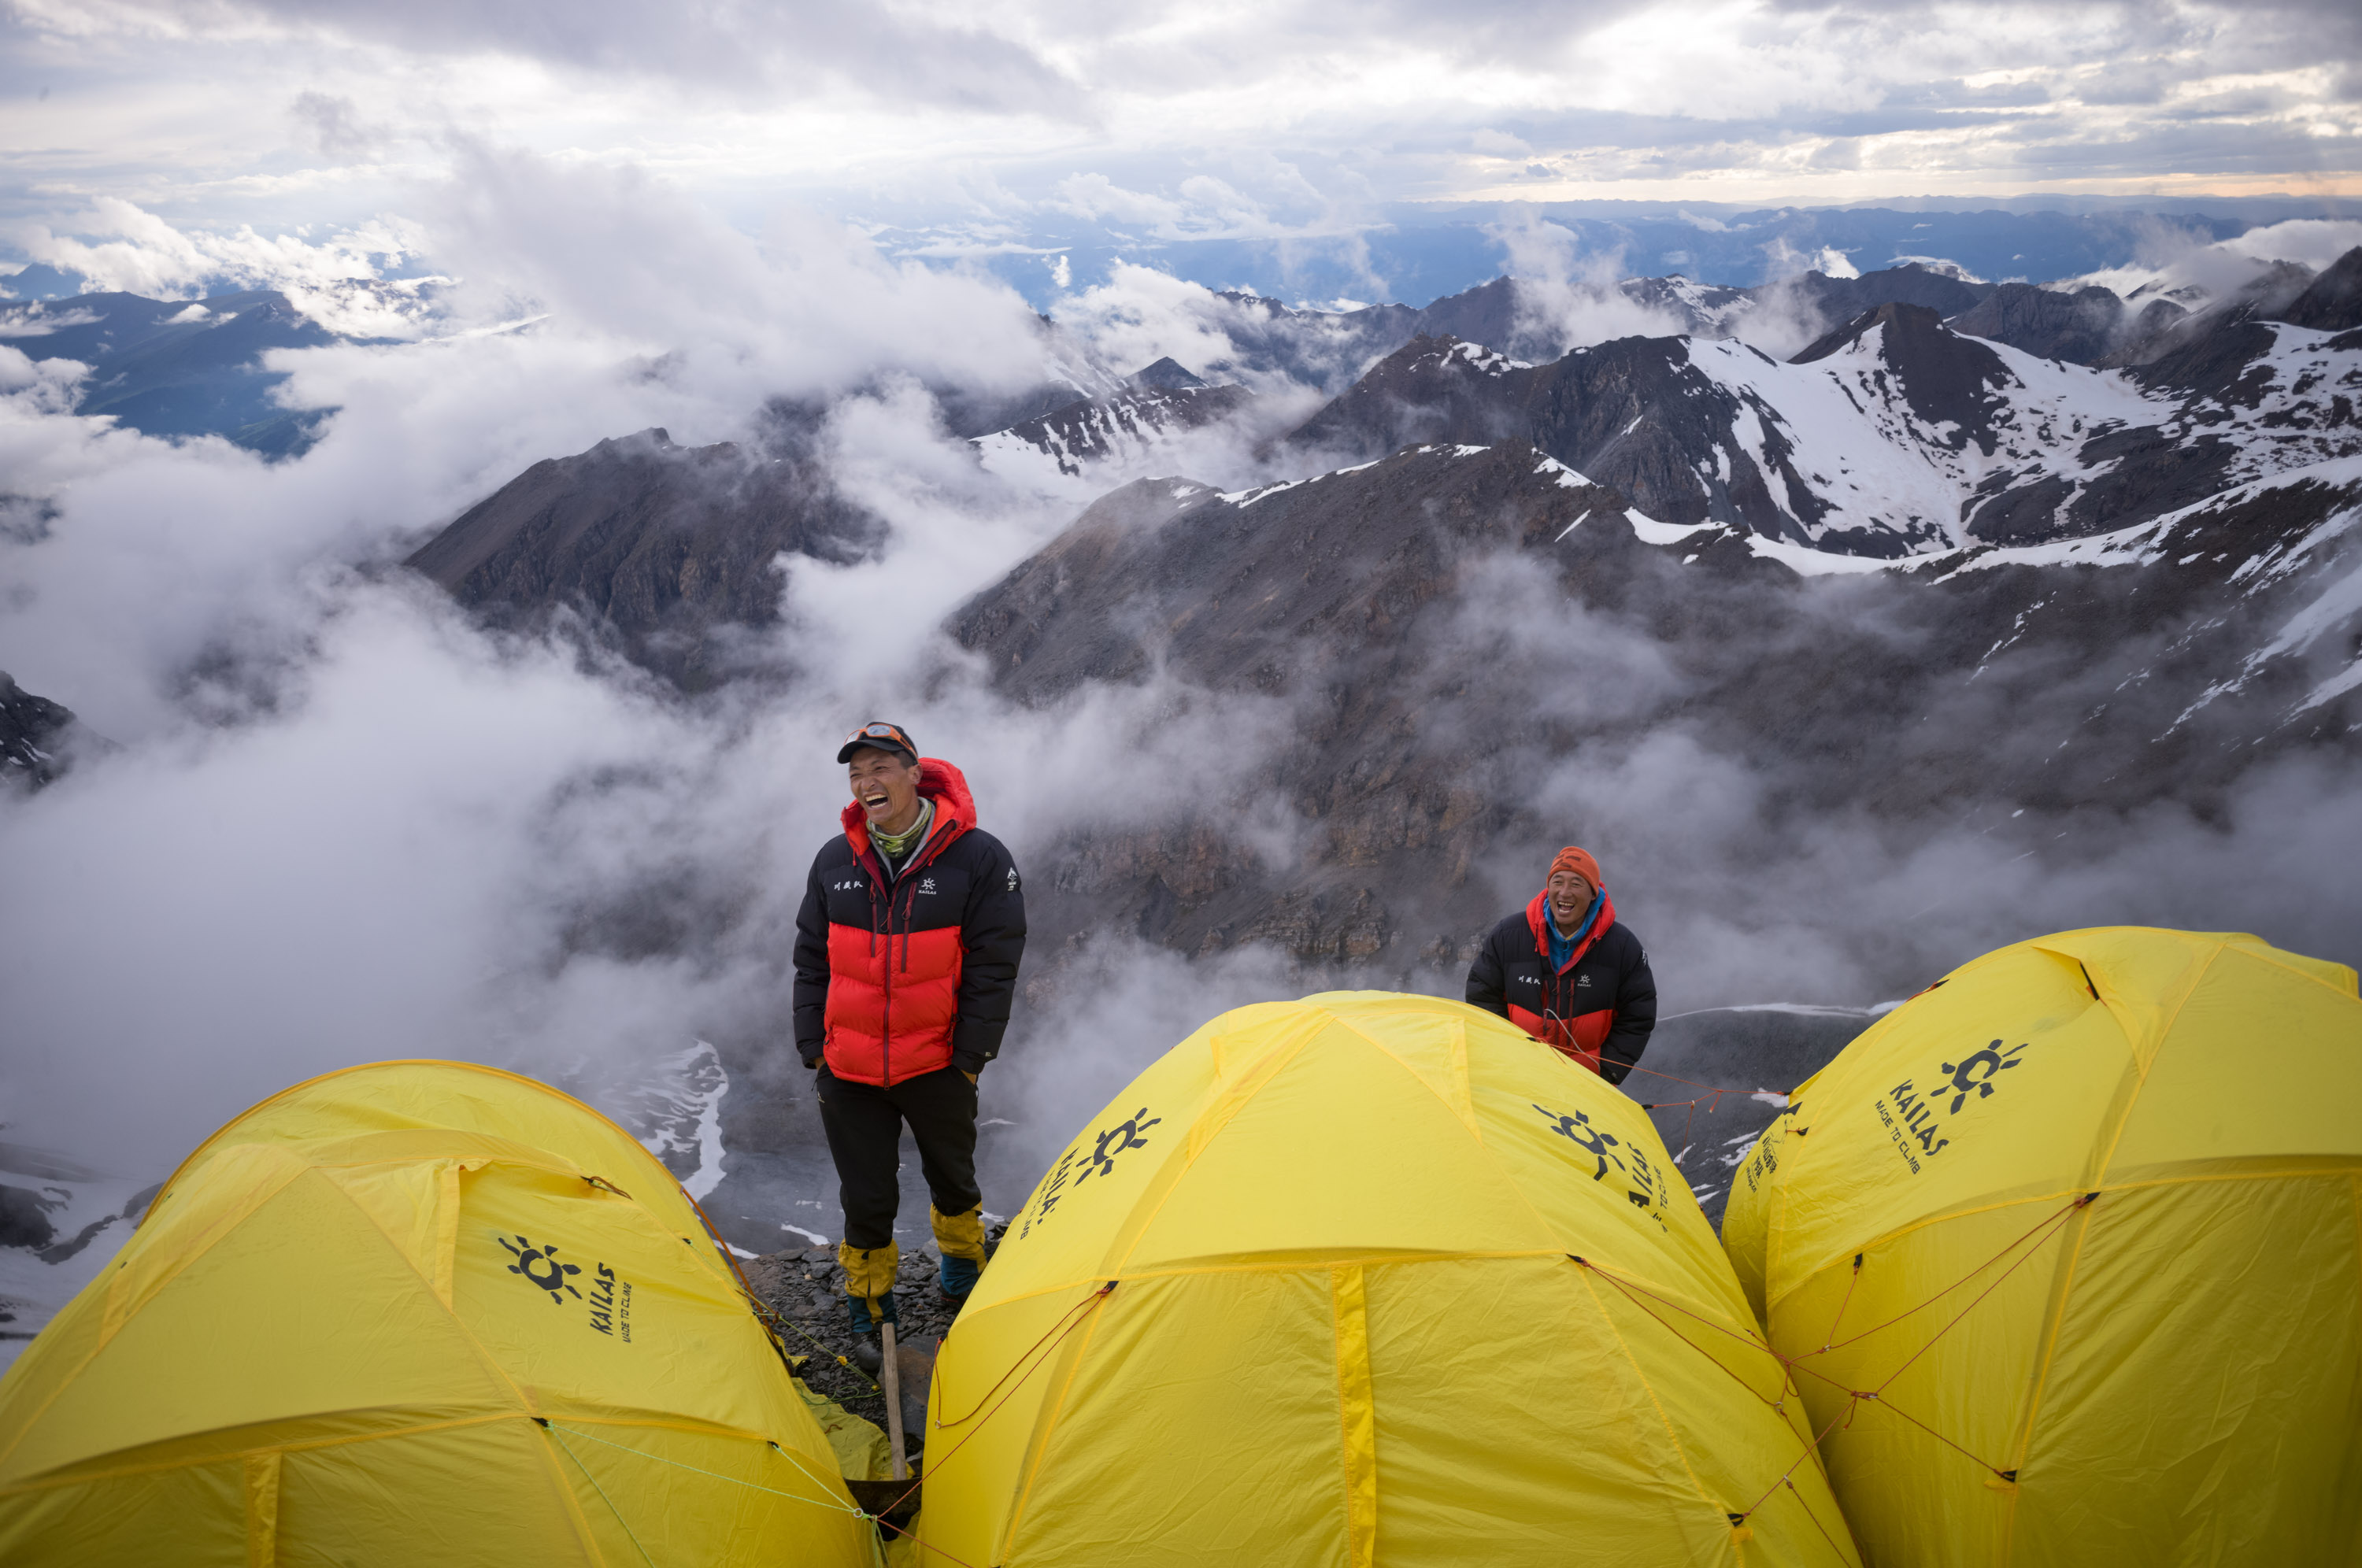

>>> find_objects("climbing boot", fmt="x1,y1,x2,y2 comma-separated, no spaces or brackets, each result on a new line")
839,1240,899,1375
932,1204,988,1305
844,1292,899,1374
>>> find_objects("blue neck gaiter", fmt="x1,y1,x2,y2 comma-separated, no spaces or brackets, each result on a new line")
1546,891,1604,971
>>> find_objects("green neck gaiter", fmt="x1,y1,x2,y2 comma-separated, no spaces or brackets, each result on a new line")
871,797,935,872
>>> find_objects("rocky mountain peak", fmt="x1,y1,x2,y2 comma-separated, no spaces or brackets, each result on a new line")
1,672,81,790
2278,245,2362,332
1125,357,1208,392
402,422,878,690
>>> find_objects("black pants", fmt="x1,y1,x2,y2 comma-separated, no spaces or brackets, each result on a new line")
815,1064,980,1250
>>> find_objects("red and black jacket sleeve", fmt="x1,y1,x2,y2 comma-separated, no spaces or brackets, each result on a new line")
792,849,837,1068
949,830,1026,1074
1596,929,1657,1087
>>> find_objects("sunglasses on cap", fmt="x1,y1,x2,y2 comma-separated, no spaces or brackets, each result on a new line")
838,721,920,764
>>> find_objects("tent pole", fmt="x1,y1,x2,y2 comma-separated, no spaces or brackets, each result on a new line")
882,1317,908,1480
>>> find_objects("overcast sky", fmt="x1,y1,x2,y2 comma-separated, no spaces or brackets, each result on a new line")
2,0,2356,291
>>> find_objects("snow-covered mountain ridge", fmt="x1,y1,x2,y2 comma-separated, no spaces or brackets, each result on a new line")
1283,290,2358,557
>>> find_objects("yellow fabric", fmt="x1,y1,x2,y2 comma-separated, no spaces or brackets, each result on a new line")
931,1204,988,1262
918,991,1858,1567
839,1240,900,1302
1721,927,2362,1567
805,1387,894,1483
0,1059,879,1568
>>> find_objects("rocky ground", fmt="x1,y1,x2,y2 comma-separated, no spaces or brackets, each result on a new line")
742,1227,1008,1448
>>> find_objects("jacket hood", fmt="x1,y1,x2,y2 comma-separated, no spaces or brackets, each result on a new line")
841,756,977,862
1526,888,1618,974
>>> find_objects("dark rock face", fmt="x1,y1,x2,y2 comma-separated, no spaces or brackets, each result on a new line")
953,443,1653,956
949,439,2362,977
0,289,343,454
402,426,879,688
2277,246,2362,332
0,672,79,790
0,1186,57,1250
1949,283,2150,365
1405,278,1531,359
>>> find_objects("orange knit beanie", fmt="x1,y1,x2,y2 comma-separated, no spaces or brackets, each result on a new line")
1547,846,1603,890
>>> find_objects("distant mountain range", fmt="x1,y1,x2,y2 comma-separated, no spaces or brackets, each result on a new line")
0,289,348,457
876,198,2316,310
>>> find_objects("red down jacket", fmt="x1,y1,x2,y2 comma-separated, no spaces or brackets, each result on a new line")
1464,891,1657,1084
792,759,1027,1086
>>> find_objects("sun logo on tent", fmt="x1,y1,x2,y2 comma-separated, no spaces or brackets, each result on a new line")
1533,1104,1625,1182
1938,1040,2029,1115
499,1234,583,1303
1075,1107,1161,1183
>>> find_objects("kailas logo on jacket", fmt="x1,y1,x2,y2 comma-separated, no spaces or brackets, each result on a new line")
920,877,937,895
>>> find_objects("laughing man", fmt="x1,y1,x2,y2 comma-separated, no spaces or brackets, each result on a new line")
1465,845,1657,1085
793,722,1027,1371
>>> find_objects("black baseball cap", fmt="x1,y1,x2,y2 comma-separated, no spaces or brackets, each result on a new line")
837,720,918,764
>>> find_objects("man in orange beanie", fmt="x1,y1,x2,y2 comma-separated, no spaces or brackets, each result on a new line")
1465,846,1657,1084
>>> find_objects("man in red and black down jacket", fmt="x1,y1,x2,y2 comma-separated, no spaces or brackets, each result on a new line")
794,721,1025,1371
1465,846,1657,1085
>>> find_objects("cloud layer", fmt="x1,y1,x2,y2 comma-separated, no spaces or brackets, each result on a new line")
4,0,2355,278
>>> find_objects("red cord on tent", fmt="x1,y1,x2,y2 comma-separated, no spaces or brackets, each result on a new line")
1575,1189,2101,1543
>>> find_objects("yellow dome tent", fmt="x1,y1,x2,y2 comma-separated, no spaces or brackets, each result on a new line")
0,1060,881,1567
916,991,1859,1567
1722,927,2362,1566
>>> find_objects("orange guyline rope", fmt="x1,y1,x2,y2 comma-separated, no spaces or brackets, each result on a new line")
1526,1022,1789,1157
1572,1189,2099,1544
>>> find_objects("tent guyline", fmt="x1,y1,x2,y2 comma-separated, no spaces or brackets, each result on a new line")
680,1184,887,1397
823,1281,1124,1568
1575,1188,2102,1518
877,1279,1123,1528
545,1425,663,1568
1612,1056,1786,1154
